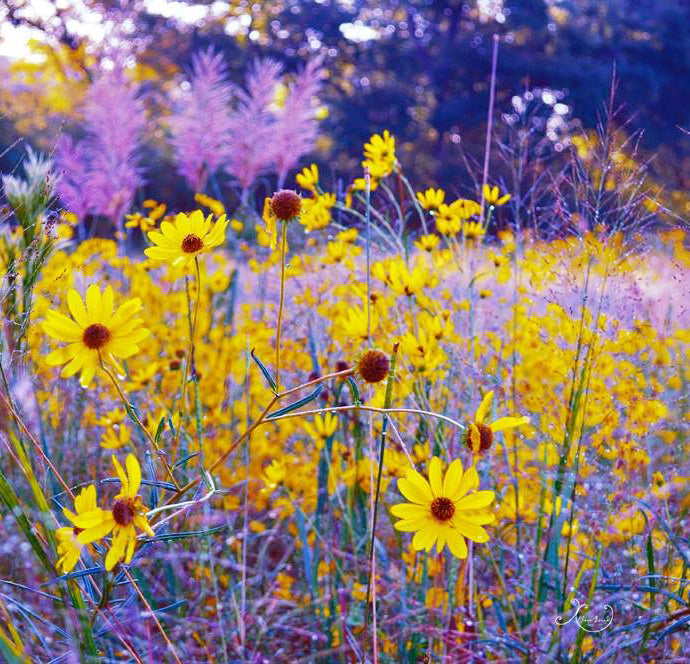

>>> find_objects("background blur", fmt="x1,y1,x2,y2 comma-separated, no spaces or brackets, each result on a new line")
2,0,689,213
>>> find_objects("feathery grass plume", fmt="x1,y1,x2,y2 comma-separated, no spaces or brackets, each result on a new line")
169,49,235,192
225,58,283,196
55,69,144,228
54,136,90,221
83,70,145,226
273,57,325,187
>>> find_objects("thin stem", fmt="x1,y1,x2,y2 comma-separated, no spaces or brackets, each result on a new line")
275,221,288,392
364,343,399,638
123,567,181,664
365,166,372,344
479,34,500,226
99,359,180,490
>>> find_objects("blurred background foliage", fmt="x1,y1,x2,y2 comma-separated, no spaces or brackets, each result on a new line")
1,0,690,212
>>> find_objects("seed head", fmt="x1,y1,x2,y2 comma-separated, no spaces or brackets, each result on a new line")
357,349,390,383
271,189,301,221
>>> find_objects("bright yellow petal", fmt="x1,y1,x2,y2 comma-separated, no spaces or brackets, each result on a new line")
454,519,490,543
67,289,88,327
125,454,141,497
475,391,494,424
490,416,530,433
112,456,129,496
442,459,464,496
390,503,429,519
398,469,433,505
448,466,479,502
394,517,430,532
85,284,102,323
428,457,442,497
456,490,495,511
105,527,129,570
446,531,468,558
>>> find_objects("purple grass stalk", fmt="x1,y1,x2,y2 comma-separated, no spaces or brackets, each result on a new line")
169,49,235,193
225,59,283,197
273,57,325,188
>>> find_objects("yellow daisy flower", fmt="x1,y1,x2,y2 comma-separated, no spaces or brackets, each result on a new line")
464,390,530,454
392,457,496,558
70,454,155,571
296,163,319,194
55,485,99,574
144,209,228,268
364,130,396,176
43,285,150,388
416,188,445,211
482,185,511,206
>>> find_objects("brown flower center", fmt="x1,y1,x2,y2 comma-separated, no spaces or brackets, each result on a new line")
464,422,494,454
181,233,204,253
112,499,134,526
430,497,455,522
82,323,110,349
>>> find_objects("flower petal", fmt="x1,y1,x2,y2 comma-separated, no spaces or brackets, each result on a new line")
428,457,443,497
490,416,530,433
442,459,464,497
125,454,141,497
455,490,495,511
475,391,494,424
398,469,433,505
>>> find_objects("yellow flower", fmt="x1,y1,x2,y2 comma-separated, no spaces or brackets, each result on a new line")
416,188,445,211
261,197,278,250
414,234,441,252
124,212,156,232
303,413,338,448
145,210,228,268
364,130,396,176
435,203,461,236
464,391,530,454
262,459,287,490
194,192,225,216
482,185,511,206
100,425,130,449
300,193,335,232
391,457,495,558
43,285,150,388
463,221,486,241
71,454,155,571
341,305,378,342
55,485,99,574
296,163,319,194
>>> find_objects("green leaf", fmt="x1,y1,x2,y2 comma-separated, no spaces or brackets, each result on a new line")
266,385,323,419
251,348,277,392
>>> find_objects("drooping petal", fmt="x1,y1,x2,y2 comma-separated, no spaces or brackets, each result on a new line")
105,526,129,571
133,514,155,537
454,519,490,543
412,523,437,552
490,416,530,433
474,390,494,424
446,531,468,558
76,516,116,544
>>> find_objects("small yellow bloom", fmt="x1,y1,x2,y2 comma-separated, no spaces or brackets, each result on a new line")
392,457,496,558
414,234,441,252
482,184,511,206
465,391,530,454
55,485,99,574
296,163,319,194
145,210,228,268
416,188,445,211
101,425,131,450
71,454,155,571
194,193,225,217
363,130,396,176
43,285,150,388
